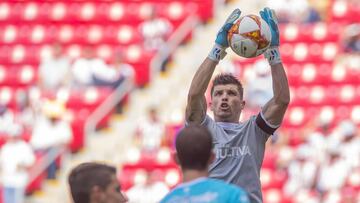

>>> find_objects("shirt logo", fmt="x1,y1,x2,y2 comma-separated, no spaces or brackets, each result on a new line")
215,146,251,158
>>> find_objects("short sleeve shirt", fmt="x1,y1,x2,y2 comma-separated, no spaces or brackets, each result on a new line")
202,114,272,203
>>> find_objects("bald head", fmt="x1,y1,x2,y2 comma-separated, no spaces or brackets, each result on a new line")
175,125,213,170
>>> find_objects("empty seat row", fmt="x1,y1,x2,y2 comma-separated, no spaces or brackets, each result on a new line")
0,24,142,45
279,22,342,43
0,65,37,87
280,42,339,63
283,105,360,127
0,1,199,24
237,62,358,86
290,85,360,106
286,63,359,86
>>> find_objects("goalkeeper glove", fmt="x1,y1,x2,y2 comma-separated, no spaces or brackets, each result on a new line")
208,8,241,62
260,7,282,65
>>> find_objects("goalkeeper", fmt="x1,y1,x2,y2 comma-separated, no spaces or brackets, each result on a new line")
185,8,290,203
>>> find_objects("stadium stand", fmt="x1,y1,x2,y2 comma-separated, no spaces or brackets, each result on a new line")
0,0,213,202
0,0,359,202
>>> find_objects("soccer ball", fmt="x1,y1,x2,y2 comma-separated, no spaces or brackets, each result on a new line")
228,14,272,58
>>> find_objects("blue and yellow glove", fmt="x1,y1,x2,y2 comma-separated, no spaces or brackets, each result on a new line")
208,9,241,62
260,7,282,65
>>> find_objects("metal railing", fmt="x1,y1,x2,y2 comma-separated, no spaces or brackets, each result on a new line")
84,77,133,140
27,146,66,185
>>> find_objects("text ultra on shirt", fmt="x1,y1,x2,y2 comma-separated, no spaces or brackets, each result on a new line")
160,178,249,203
202,115,271,203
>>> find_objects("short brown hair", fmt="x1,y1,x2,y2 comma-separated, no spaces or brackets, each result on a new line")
175,125,213,170
210,73,243,99
68,162,117,203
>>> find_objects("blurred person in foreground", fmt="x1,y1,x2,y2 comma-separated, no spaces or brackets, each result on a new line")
161,125,249,203
30,99,72,179
185,8,290,203
0,124,35,203
68,162,128,203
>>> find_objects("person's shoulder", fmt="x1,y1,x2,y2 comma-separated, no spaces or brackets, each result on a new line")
208,179,246,192
206,178,234,187
159,187,183,203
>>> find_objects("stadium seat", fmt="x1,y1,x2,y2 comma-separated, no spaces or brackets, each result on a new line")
263,189,283,203
329,0,360,23
0,2,10,22
351,105,360,124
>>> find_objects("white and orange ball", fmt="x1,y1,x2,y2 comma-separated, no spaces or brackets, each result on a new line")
228,14,271,58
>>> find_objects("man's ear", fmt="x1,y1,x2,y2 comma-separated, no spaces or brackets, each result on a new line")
173,151,180,166
90,185,102,202
209,101,214,111
240,100,245,110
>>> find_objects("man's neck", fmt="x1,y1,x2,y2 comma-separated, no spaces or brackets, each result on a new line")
182,169,208,183
214,114,241,123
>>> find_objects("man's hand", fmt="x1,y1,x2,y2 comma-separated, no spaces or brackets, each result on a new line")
216,8,242,48
260,7,281,65
208,9,241,62
260,7,279,47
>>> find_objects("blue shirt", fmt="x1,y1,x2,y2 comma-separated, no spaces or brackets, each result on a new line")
160,177,250,203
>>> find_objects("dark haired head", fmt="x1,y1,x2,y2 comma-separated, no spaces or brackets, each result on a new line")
175,125,213,170
210,73,243,99
68,162,117,203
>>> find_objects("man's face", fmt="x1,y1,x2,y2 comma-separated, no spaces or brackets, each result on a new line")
210,84,245,123
97,175,128,203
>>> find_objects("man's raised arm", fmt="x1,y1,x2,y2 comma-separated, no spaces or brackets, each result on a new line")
259,8,290,128
186,9,242,124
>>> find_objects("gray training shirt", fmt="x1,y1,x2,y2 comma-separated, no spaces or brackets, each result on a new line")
201,113,276,203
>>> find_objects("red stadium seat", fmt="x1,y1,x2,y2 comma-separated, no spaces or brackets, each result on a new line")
69,108,89,152
0,25,17,44
50,2,67,21
0,87,16,108
329,0,360,23
351,105,360,124
0,2,10,22
261,169,287,190
263,189,283,203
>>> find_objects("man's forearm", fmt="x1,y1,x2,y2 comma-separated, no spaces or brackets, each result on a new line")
270,63,290,105
188,58,218,98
